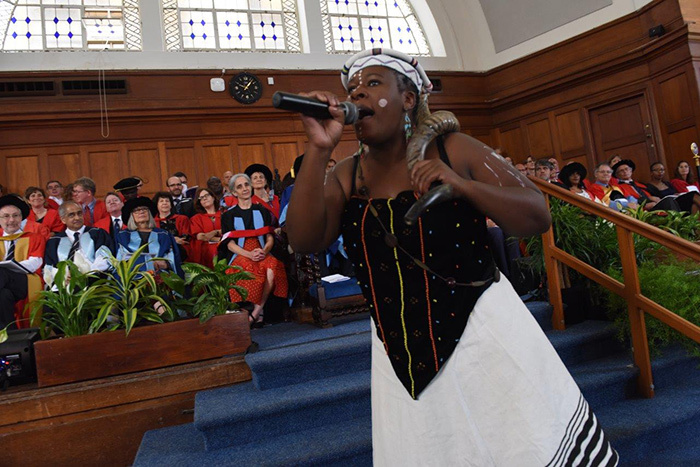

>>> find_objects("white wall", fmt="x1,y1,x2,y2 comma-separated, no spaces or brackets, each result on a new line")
0,0,655,73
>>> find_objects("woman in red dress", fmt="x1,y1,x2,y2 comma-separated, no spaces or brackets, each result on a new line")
189,187,222,267
153,191,191,262
220,174,287,326
670,160,700,193
24,186,64,239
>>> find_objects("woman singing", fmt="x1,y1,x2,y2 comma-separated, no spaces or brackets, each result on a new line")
286,48,617,466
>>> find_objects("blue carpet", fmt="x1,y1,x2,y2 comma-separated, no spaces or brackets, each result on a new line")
134,301,700,465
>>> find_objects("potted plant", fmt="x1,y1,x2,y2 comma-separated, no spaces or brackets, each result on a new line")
30,248,252,387
179,257,254,322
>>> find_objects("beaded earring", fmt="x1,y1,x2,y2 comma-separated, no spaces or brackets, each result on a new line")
404,112,413,142
358,141,365,158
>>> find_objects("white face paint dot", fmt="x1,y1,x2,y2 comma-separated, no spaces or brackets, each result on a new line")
378,98,388,108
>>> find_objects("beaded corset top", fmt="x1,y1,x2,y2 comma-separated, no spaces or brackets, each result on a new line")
340,140,495,399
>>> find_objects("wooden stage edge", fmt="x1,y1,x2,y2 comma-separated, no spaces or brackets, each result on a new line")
0,354,252,466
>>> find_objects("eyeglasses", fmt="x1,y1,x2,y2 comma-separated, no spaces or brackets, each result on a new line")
72,189,87,194
168,183,183,187
0,213,22,220
596,170,613,174
652,168,665,172
198,194,212,200
132,207,150,213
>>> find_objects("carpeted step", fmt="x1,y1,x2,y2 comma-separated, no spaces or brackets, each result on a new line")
134,415,372,467
194,369,371,451
642,440,700,466
524,300,553,331
647,345,700,391
246,331,371,390
568,351,637,409
547,320,624,366
598,375,700,464
251,316,371,351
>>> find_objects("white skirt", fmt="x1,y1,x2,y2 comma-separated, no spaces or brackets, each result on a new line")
371,275,618,467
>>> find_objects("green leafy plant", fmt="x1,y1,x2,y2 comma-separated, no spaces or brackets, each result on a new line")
29,261,106,338
606,259,700,356
181,258,254,323
84,245,174,336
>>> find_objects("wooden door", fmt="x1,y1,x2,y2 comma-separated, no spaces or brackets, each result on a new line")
589,96,658,183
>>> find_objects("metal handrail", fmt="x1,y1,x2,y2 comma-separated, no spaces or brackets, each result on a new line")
530,177,700,398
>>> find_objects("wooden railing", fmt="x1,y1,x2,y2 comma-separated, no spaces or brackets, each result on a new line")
530,177,700,398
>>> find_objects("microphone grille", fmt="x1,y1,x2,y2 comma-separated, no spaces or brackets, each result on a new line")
341,102,358,125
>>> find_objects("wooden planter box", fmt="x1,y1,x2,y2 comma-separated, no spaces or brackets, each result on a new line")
34,312,251,387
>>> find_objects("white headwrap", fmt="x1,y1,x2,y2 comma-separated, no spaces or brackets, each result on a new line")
341,48,432,94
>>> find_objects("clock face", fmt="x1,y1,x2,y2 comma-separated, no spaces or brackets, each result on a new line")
229,72,262,104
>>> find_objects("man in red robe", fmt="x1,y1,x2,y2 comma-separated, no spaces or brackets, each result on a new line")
0,195,46,329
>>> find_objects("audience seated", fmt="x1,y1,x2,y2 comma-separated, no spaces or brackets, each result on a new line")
166,175,195,217
555,162,597,201
548,157,560,182
612,160,659,210
44,201,114,283
116,197,183,277
515,163,527,175
525,156,536,176
189,187,222,267
153,191,191,261
645,162,700,213
534,159,554,182
94,192,126,241
24,186,65,238
0,195,46,329
45,180,63,209
670,160,700,193
72,177,108,227
113,177,143,201
219,174,287,327
245,163,281,219
587,163,628,209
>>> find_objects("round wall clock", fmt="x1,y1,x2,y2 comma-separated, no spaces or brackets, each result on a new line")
229,72,263,104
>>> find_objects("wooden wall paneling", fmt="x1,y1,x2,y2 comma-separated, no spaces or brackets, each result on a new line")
554,108,587,162
3,152,41,195
82,146,124,198
201,141,236,182
270,140,302,176
162,143,199,187
588,94,659,181
235,142,266,174
46,151,82,187
126,144,162,197
497,125,526,162
524,117,555,158
657,71,694,125
665,126,699,174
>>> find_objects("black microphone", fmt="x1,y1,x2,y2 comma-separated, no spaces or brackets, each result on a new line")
272,91,358,125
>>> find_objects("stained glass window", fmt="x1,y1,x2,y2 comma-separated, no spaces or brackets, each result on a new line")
162,0,301,52
1,0,142,51
320,0,430,55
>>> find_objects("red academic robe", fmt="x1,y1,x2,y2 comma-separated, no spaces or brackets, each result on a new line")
25,208,65,239
83,199,109,227
189,212,221,267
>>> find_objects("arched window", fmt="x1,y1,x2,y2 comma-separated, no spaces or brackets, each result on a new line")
162,0,301,52
320,0,430,56
1,0,142,51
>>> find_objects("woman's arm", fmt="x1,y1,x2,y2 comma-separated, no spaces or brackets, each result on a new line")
411,133,551,237
286,92,351,253
262,233,274,254
227,240,253,259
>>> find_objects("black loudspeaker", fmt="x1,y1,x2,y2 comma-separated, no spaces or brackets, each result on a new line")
0,328,40,390
649,24,666,38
